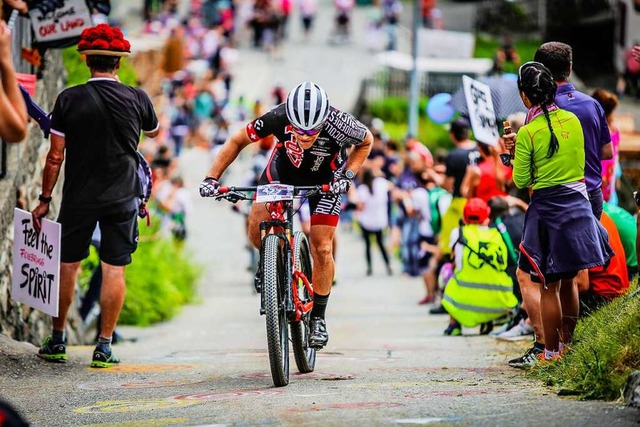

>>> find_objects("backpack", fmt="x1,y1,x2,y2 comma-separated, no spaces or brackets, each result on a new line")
136,151,153,224
428,187,447,235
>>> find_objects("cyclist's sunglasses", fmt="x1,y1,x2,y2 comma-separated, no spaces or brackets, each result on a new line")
291,124,323,136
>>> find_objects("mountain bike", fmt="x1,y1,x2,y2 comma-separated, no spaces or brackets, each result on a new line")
216,183,330,387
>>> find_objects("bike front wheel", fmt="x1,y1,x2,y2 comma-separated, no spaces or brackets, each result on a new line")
290,231,316,373
262,234,290,387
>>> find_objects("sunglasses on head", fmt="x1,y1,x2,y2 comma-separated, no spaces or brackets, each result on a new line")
291,125,323,136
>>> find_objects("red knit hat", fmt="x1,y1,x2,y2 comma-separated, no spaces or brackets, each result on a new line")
463,198,490,224
77,24,131,57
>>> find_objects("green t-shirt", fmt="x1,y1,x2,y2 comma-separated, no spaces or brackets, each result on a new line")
513,109,585,190
603,203,638,269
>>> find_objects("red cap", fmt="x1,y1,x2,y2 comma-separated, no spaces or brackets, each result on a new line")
463,198,490,224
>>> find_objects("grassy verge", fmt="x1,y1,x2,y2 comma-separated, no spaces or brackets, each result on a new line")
79,219,202,326
532,283,640,400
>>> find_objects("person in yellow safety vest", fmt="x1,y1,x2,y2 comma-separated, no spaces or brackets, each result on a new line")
442,197,518,336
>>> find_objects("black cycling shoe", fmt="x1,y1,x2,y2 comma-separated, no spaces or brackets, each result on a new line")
309,317,329,349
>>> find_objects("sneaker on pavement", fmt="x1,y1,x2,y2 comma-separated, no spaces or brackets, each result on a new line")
90,345,121,368
495,319,535,341
429,304,447,315
508,344,543,369
443,322,462,336
418,295,435,305
489,322,510,337
38,336,67,363
309,317,328,349
535,351,562,365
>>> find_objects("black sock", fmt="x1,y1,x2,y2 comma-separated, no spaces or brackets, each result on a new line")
311,293,330,319
533,341,545,351
52,330,65,344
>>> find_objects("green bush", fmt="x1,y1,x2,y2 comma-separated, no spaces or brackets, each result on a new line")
532,284,640,400
79,220,201,326
62,46,138,87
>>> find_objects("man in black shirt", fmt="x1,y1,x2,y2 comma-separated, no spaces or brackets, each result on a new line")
31,24,159,368
439,118,479,256
200,81,373,348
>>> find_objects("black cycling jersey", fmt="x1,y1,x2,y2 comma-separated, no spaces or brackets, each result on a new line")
247,103,368,186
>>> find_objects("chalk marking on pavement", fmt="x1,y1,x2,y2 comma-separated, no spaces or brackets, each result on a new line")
291,402,403,412
394,418,461,425
77,376,219,390
375,366,506,374
79,417,188,427
404,389,511,399
237,372,356,380
74,389,283,413
84,364,195,373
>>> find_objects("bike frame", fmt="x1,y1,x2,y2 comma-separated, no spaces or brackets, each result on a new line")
218,185,327,322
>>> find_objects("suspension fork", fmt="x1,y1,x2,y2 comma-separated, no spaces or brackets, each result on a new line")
258,220,292,317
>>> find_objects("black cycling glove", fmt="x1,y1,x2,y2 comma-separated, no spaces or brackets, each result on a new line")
199,177,220,197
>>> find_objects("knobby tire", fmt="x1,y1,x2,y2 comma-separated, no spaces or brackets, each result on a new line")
290,231,316,373
262,234,289,387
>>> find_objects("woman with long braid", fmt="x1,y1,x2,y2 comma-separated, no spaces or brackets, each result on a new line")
509,61,612,363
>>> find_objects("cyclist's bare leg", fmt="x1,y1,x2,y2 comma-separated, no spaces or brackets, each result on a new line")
98,262,126,339
247,202,272,249
309,224,336,295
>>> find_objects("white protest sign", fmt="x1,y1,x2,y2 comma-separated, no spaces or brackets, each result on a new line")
12,208,60,317
462,75,499,146
29,0,92,43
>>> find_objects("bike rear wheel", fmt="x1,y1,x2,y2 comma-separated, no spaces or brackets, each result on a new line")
262,234,290,387
290,231,316,373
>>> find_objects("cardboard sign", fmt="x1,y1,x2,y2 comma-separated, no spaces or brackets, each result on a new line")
12,208,60,317
29,0,92,43
462,75,499,146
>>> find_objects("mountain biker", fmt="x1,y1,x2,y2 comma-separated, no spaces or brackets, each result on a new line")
200,81,373,349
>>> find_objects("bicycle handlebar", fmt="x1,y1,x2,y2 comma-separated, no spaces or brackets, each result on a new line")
215,184,332,203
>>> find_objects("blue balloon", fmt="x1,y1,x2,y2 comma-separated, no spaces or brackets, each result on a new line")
426,93,455,124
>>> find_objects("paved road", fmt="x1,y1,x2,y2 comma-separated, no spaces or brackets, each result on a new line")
1,2,640,426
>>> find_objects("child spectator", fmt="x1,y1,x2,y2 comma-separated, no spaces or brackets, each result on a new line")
441,198,518,336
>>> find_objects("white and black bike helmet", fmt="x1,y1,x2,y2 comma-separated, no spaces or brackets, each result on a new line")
285,81,330,130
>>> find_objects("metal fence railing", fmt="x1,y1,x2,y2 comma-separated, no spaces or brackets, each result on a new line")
11,14,34,75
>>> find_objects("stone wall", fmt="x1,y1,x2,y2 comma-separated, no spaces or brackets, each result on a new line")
0,51,83,345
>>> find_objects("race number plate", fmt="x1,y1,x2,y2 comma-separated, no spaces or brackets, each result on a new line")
256,184,294,203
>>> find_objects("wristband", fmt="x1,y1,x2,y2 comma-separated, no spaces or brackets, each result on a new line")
38,194,52,204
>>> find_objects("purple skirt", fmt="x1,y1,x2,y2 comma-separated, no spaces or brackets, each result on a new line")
518,182,613,285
